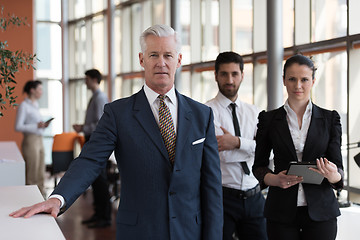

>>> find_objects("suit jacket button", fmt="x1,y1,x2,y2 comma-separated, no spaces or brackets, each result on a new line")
169,191,176,196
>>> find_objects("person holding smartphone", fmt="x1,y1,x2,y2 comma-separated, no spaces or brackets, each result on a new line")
252,54,344,240
15,80,50,196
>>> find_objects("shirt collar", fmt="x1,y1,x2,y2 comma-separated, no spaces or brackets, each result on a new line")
284,99,313,115
25,97,38,107
143,83,177,106
93,88,101,96
215,91,241,109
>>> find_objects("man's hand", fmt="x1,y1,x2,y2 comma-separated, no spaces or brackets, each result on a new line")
72,124,83,133
216,127,240,152
9,198,61,219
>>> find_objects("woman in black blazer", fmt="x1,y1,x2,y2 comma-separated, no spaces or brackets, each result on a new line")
253,54,344,240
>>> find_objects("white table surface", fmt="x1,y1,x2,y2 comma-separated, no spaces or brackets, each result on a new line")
0,141,25,186
0,185,65,240
337,204,360,240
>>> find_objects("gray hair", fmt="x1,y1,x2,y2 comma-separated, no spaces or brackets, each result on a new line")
140,24,182,53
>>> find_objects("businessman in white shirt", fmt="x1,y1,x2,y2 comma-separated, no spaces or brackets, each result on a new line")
206,51,267,240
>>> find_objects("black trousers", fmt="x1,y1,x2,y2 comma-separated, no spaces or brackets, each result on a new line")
223,187,267,240
267,206,337,240
85,135,111,221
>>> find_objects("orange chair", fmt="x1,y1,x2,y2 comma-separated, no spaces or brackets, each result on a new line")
52,132,84,186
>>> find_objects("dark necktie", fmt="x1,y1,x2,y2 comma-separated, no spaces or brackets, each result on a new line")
158,95,176,166
230,103,250,175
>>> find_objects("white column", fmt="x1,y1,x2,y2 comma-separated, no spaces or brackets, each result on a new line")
267,0,284,110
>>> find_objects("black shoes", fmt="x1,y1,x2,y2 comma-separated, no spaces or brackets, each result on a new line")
87,219,111,228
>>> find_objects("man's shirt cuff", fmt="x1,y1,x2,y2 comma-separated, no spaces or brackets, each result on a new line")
49,194,65,208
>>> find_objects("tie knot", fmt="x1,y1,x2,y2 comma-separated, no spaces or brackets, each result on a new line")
158,95,166,101
230,103,236,110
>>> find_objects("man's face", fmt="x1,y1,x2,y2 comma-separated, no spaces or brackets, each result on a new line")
139,35,182,94
85,76,96,90
215,62,243,102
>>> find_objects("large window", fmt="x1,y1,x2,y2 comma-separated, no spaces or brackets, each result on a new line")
34,0,360,201
35,0,63,164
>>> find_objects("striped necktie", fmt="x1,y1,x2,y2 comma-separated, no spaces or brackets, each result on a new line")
158,95,176,165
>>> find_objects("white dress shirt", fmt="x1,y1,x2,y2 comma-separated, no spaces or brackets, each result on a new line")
15,98,44,135
206,92,259,191
144,83,178,133
284,99,313,206
50,83,178,208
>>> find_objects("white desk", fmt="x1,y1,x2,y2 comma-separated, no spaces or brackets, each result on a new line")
337,204,360,240
0,185,65,240
0,141,25,186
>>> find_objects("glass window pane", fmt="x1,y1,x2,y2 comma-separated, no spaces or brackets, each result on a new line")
348,48,360,190
38,79,63,165
131,4,143,72
69,79,91,127
153,0,166,24
180,0,191,65
253,61,267,110
201,71,218,103
283,0,294,48
69,0,86,20
176,71,191,97
121,7,132,73
239,63,254,104
92,0,107,14
311,0,347,42
295,0,310,45
121,78,144,98
114,76,123,99
253,0,267,52
92,15,107,74
232,0,253,55
190,0,202,63
36,23,62,79
311,51,348,186
349,0,360,35
36,0,61,22
114,10,121,74
190,72,202,102
69,22,87,78
202,0,219,61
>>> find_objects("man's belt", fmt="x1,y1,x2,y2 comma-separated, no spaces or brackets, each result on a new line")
222,184,261,199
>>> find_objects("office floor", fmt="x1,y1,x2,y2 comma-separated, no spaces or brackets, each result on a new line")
55,192,118,240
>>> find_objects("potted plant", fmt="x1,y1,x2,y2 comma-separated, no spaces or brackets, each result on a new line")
0,7,37,117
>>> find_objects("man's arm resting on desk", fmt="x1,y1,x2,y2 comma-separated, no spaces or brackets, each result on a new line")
9,197,62,218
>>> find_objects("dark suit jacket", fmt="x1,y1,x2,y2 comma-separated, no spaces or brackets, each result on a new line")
252,104,343,222
52,88,223,240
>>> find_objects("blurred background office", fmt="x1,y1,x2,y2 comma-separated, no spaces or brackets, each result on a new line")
1,0,360,239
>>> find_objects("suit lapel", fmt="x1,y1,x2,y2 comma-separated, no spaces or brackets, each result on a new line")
173,91,192,168
302,104,325,162
133,89,169,162
275,108,298,161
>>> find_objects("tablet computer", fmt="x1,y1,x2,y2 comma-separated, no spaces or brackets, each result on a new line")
287,162,324,185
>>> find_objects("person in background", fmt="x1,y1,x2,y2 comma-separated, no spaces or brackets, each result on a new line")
253,54,344,240
10,24,223,240
15,80,50,197
206,51,267,240
73,69,111,228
